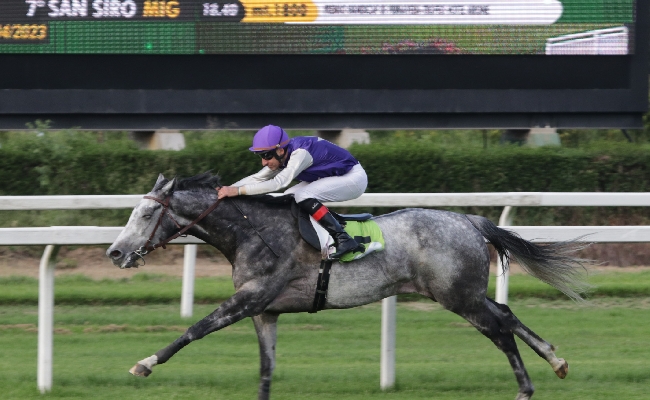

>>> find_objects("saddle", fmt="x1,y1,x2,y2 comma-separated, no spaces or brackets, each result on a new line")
250,194,382,261
290,200,373,251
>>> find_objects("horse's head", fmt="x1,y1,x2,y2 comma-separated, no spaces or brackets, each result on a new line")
106,173,180,269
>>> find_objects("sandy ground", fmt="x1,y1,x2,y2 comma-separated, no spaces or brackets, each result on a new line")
0,246,233,279
1,245,649,280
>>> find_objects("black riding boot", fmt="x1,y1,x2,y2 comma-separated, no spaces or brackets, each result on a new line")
298,198,364,259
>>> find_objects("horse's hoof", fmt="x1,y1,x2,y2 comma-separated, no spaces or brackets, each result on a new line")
554,358,569,379
129,363,152,377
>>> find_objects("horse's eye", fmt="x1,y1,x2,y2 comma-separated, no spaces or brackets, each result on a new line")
143,214,152,220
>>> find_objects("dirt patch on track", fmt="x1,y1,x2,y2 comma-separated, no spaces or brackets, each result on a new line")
0,246,232,279
2,246,650,280
490,262,650,275
400,297,650,311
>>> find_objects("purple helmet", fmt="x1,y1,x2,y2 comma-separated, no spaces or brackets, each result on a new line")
249,125,290,152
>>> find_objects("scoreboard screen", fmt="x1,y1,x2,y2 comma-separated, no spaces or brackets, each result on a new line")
0,0,636,55
0,0,645,130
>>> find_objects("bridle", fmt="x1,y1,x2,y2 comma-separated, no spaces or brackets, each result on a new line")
131,193,223,265
128,187,279,267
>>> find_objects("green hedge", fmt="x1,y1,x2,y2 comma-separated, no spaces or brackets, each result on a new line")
3,133,650,195
353,142,650,225
2,132,650,226
0,132,258,196
354,143,650,193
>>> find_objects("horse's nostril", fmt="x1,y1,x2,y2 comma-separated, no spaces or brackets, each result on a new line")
110,250,123,259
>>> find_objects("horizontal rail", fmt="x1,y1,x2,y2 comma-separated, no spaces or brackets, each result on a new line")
546,27,628,44
0,195,143,210
2,225,650,245
330,192,650,207
0,226,202,245
3,192,650,210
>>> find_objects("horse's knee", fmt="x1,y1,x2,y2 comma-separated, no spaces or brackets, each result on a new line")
492,300,513,314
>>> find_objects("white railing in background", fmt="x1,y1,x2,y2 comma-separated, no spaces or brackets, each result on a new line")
5,192,650,210
2,192,650,393
545,26,629,55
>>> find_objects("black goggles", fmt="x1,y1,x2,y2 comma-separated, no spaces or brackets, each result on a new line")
258,150,276,160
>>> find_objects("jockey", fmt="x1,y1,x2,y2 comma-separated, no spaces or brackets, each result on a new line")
217,125,368,259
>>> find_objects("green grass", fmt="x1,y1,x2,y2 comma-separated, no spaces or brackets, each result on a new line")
1,298,649,399
0,273,236,305
486,269,650,299
5,269,647,305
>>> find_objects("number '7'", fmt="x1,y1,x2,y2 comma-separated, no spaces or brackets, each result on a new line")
26,0,47,17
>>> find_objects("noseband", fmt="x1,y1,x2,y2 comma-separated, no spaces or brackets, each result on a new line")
131,194,223,264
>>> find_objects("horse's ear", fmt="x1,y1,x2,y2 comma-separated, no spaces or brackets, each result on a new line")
160,178,176,196
155,173,166,186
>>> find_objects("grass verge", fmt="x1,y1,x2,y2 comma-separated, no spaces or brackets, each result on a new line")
1,299,649,399
2,270,650,305
0,273,235,305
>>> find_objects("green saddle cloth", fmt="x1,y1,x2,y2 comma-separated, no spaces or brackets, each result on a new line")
339,220,385,262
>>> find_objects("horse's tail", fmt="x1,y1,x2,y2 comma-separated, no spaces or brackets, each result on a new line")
465,214,591,301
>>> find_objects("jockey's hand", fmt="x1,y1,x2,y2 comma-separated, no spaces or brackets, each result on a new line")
217,186,239,199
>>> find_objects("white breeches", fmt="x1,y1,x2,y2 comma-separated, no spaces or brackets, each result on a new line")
284,164,368,203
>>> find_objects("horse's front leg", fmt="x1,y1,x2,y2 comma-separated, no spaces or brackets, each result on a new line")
129,289,271,377
253,312,279,400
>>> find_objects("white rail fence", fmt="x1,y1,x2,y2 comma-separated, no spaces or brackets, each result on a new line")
545,26,629,55
2,192,650,393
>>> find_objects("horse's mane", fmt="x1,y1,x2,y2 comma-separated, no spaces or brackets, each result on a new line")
154,171,294,209
154,172,222,193
177,172,222,191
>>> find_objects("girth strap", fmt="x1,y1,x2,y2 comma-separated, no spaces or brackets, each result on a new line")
309,258,332,313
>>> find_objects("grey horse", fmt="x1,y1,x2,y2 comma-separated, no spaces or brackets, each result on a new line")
106,173,589,400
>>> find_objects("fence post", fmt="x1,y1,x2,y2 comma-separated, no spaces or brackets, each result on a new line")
380,295,396,390
38,244,60,393
496,206,515,304
181,244,197,318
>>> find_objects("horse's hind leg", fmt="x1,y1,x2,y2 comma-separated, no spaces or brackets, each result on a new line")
458,303,535,400
486,298,569,379
252,312,279,400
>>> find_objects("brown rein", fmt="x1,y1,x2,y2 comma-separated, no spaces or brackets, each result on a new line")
137,194,223,257
132,189,279,265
